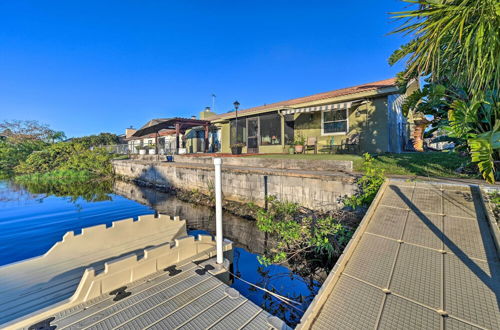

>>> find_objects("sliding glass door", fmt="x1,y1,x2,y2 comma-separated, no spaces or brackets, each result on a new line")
247,117,259,153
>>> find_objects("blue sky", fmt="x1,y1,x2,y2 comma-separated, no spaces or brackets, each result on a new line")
0,1,409,137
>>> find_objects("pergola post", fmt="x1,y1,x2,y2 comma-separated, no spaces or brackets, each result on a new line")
155,132,159,160
175,123,180,154
204,124,209,153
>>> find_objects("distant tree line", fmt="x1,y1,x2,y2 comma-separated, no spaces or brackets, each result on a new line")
0,119,119,179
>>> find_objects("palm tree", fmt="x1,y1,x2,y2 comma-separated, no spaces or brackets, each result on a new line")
390,0,499,93
49,131,67,144
390,0,500,183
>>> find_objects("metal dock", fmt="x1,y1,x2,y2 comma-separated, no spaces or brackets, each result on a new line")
0,214,290,330
28,258,288,330
299,180,500,329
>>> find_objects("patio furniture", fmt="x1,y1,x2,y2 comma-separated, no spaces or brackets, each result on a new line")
305,137,318,154
328,136,339,154
341,134,360,154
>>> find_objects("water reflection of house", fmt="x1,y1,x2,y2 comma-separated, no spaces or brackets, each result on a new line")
126,78,418,155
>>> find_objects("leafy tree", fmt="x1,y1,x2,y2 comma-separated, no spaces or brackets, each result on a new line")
71,133,120,148
0,120,57,143
48,131,67,143
15,142,114,178
0,139,47,177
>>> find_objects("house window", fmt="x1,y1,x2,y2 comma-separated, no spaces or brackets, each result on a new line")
260,113,281,145
322,108,348,134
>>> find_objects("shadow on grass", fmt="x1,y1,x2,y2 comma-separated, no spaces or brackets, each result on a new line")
372,152,471,178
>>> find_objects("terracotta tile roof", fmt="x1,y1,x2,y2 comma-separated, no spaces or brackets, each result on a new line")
212,78,397,120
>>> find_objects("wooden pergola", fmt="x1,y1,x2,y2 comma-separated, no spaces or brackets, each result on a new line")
132,117,211,154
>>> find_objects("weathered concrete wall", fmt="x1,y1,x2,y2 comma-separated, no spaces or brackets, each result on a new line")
113,160,358,211
129,155,353,172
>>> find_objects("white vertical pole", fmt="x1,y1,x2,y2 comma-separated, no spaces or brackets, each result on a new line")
213,157,223,264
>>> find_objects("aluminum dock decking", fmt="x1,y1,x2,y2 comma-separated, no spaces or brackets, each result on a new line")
299,180,500,330
26,258,289,330
0,214,291,330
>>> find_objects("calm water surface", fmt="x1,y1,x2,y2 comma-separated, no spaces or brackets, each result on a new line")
0,180,320,326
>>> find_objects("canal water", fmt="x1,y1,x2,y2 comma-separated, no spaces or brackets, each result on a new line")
0,179,320,326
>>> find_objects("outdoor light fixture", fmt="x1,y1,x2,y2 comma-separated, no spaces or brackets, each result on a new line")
234,100,240,144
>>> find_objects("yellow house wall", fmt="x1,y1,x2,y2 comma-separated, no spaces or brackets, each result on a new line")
215,95,390,154
293,96,389,153
217,123,232,153
351,97,389,153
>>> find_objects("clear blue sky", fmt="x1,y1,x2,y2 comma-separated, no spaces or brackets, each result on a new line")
0,1,408,137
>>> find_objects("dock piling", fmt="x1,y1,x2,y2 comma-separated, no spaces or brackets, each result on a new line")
213,157,223,264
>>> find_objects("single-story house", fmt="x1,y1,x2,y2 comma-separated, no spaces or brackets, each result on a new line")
126,117,216,155
201,78,417,154
127,78,418,155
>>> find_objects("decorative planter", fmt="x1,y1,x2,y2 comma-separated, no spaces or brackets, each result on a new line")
231,146,242,155
166,155,174,162
295,145,304,153
288,147,295,154
139,149,147,155
148,149,156,155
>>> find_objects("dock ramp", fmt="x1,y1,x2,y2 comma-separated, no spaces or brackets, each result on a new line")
298,180,500,330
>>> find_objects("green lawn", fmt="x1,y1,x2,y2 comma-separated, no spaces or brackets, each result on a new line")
252,152,474,178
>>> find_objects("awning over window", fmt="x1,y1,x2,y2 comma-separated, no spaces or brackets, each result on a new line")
281,100,362,115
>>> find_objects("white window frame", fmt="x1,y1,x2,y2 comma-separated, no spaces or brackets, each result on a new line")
321,108,349,136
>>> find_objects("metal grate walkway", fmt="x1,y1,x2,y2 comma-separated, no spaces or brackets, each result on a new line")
22,258,291,330
299,180,500,330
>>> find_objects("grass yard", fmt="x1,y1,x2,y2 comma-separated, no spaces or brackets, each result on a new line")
253,152,474,178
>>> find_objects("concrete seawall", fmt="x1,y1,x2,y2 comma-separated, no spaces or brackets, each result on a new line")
113,159,358,211
130,154,353,172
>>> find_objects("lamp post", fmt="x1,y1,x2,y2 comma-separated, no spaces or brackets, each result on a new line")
233,100,240,144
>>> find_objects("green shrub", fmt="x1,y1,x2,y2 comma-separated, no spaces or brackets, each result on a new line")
0,139,47,176
256,196,353,266
344,153,386,209
15,142,114,178
71,133,120,148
